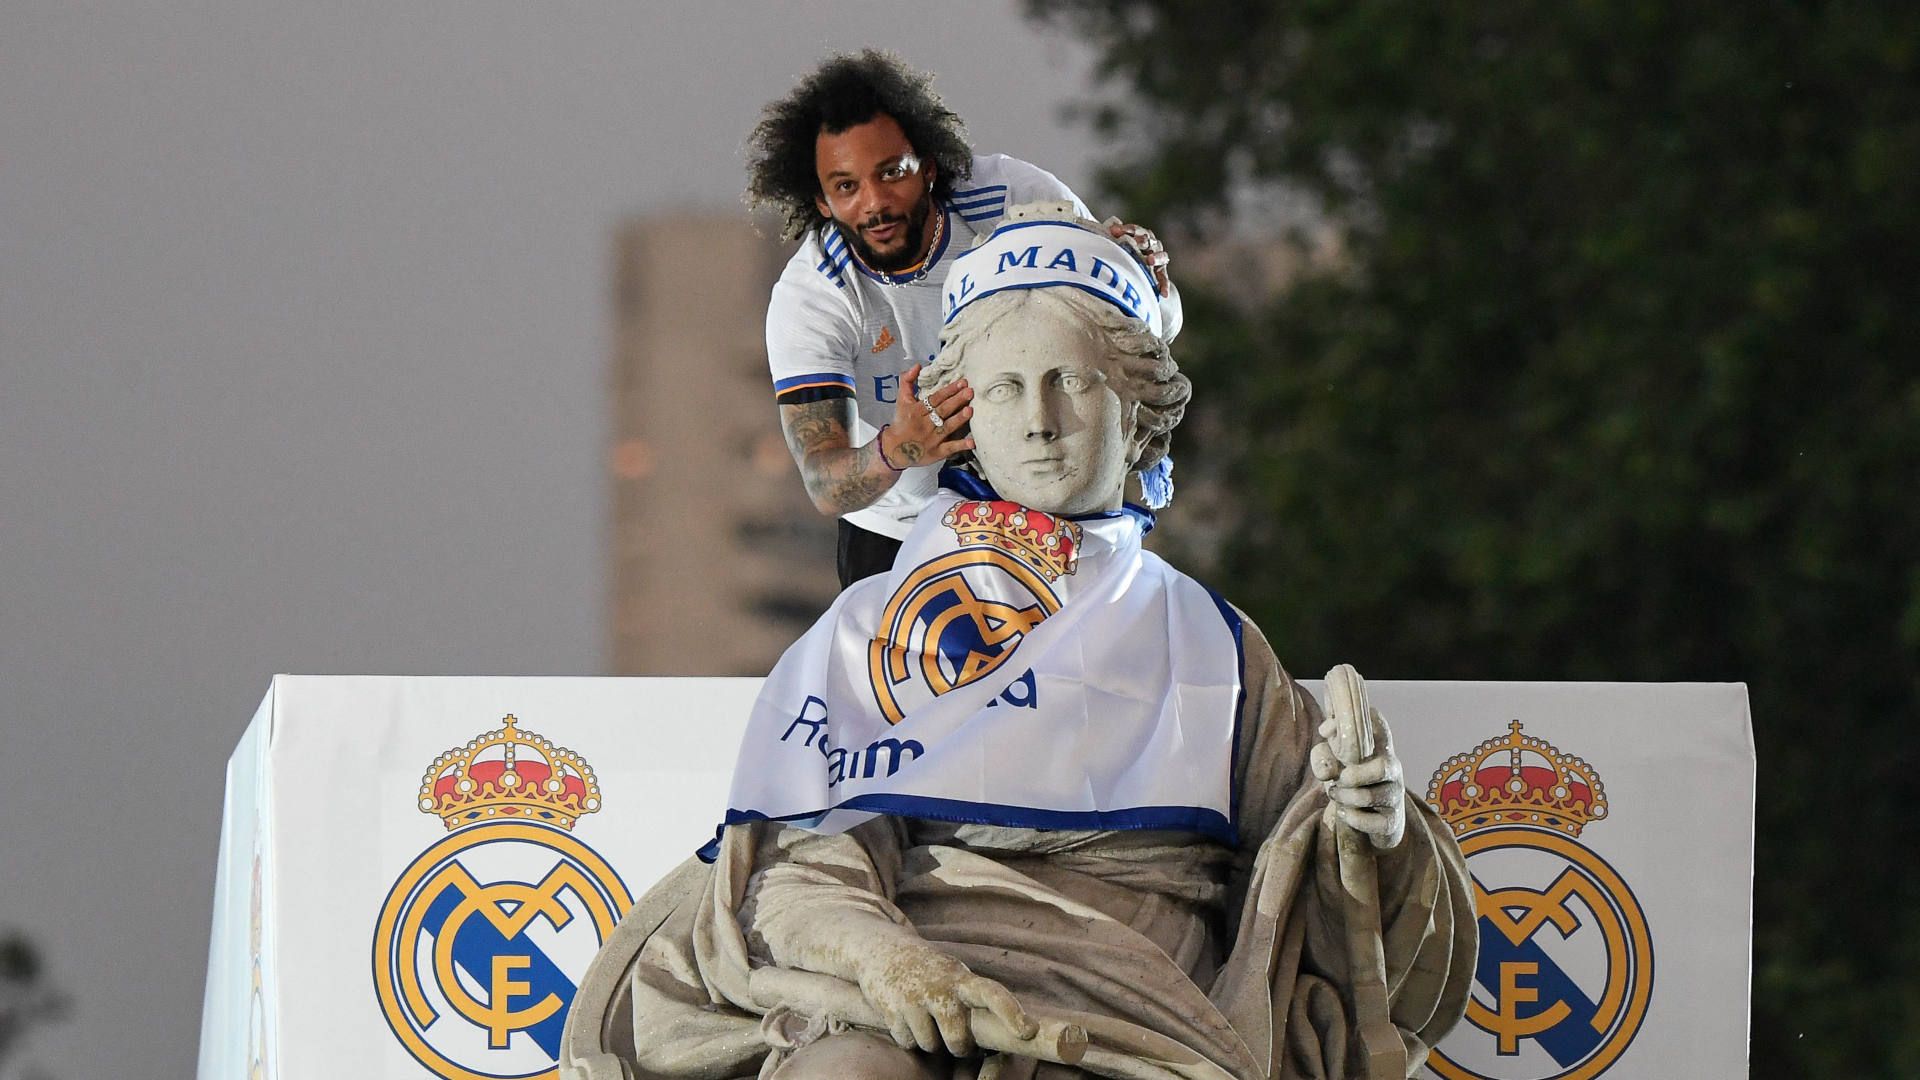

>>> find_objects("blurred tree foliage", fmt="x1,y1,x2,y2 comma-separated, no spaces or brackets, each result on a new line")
1030,2,1918,1075
0,931,66,1078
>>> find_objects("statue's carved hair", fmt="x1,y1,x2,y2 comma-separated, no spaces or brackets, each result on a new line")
747,50,974,242
926,288,1190,476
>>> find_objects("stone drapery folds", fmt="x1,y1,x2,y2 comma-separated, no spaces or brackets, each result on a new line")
560,614,1473,1080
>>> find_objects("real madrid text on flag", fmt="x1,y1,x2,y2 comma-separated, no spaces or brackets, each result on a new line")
200,677,1749,1078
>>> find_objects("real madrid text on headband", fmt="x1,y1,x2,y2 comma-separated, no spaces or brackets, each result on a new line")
942,213,1165,341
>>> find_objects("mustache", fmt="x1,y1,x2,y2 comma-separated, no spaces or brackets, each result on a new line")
860,212,906,229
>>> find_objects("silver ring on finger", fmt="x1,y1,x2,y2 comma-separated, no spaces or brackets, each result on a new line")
923,397,945,431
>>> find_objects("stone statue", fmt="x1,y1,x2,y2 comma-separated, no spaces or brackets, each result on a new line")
562,206,1474,1080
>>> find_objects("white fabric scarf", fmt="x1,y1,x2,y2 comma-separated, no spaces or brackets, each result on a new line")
701,475,1245,859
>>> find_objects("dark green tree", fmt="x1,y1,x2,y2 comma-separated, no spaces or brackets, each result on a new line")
0,932,66,1079
1030,2,1919,1075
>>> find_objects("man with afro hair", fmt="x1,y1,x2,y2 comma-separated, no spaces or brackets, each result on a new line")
749,50,1180,586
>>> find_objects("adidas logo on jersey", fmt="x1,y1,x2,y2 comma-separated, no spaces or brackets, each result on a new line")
871,326,896,353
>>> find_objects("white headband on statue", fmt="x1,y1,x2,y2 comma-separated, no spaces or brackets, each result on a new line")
942,215,1164,340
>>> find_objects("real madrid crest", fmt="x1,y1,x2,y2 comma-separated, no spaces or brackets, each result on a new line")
1424,723,1654,1080
371,715,632,1080
867,499,1080,724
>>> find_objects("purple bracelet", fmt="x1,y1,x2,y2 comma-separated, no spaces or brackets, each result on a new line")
875,424,906,471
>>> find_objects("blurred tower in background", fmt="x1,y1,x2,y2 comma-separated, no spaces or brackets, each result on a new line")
609,214,837,674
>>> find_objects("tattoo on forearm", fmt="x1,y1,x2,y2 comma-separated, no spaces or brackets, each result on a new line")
782,400,843,459
828,445,893,509
780,399,900,514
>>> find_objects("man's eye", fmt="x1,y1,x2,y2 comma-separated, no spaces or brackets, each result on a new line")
881,166,904,180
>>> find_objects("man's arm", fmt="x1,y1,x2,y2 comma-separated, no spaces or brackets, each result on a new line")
780,397,899,517
779,363,974,517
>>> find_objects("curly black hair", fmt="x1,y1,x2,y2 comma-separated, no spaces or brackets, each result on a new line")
747,50,974,241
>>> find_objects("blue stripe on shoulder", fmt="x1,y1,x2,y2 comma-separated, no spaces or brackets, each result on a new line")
951,193,1007,210
816,255,851,288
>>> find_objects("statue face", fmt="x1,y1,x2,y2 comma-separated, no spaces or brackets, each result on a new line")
961,299,1135,515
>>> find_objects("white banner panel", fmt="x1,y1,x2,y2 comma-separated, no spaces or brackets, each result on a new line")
196,689,274,1080
1337,682,1755,1080
198,676,1751,1080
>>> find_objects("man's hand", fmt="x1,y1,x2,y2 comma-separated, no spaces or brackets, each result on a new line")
852,936,1035,1056
1103,218,1172,297
880,363,973,469
1310,705,1407,850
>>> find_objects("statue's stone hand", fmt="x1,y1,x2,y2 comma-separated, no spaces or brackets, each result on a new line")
851,935,1035,1056
1311,706,1407,850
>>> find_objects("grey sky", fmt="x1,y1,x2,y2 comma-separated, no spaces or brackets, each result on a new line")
0,4,1099,1075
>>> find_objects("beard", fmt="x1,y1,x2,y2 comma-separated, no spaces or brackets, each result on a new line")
837,187,936,273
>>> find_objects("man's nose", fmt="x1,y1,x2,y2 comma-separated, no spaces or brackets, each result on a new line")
856,184,892,221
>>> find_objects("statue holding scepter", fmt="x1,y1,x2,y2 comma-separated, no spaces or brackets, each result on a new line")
565,205,1475,1080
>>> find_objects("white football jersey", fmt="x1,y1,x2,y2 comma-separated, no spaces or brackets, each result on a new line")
765,154,1092,540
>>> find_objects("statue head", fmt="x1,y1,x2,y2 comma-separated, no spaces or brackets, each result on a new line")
924,205,1190,515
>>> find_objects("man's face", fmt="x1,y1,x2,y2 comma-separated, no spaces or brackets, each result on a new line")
813,113,938,273
962,300,1136,515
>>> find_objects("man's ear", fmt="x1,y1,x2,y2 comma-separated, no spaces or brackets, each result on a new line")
814,193,831,219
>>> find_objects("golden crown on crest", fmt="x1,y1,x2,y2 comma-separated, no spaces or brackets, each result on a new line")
417,714,602,832
1425,720,1607,838
942,499,1082,582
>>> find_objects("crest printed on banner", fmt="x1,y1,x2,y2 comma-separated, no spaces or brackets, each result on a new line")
372,715,632,1080
1424,722,1655,1080
867,499,1080,724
